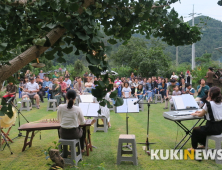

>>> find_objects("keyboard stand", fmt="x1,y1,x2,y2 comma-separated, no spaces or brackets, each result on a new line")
173,119,205,151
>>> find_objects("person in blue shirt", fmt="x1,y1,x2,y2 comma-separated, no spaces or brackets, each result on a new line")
195,79,210,101
185,83,195,95
146,78,153,103
158,78,167,101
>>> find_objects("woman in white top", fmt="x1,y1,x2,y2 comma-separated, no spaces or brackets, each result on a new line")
122,82,131,98
188,86,222,150
57,90,95,154
170,72,178,80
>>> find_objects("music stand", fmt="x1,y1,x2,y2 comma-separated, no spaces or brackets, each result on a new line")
115,98,139,149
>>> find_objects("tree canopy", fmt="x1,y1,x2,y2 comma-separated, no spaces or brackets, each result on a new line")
0,0,220,116
110,37,170,77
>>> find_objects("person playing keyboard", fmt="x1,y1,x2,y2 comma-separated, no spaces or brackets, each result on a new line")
188,86,222,151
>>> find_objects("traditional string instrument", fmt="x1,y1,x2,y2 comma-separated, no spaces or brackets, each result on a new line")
0,107,17,145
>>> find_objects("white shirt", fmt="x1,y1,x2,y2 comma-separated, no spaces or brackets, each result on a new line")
122,87,131,98
57,104,86,129
64,79,71,86
203,101,222,121
171,75,178,79
26,82,39,94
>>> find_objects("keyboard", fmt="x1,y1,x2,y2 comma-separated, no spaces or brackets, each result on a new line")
163,110,203,121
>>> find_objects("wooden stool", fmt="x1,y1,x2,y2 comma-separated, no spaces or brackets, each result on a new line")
58,139,82,166
20,100,32,111
155,94,162,103
117,134,138,165
205,134,222,164
94,117,108,133
47,99,57,111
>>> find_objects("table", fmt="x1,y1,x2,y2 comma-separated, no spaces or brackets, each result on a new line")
18,119,93,156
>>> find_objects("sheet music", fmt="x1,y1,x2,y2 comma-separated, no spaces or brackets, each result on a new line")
79,103,89,116
116,98,139,113
182,94,199,108
173,96,185,110
127,98,139,113
80,95,94,103
172,94,199,110
87,103,100,117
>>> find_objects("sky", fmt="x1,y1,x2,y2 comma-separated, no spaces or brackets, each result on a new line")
170,0,222,22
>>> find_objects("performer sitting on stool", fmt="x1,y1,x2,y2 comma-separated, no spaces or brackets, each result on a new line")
3,79,17,102
188,86,222,151
57,90,96,156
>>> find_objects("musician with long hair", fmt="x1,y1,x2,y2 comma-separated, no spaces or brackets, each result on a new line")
188,86,222,151
57,90,95,155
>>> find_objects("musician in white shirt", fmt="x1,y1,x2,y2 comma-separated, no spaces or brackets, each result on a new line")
57,90,95,155
188,86,222,151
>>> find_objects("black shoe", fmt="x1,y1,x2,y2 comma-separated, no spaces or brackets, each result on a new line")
41,101,44,103
163,107,168,109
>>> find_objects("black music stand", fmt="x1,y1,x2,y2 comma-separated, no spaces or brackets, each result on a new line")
115,98,139,150
137,100,156,154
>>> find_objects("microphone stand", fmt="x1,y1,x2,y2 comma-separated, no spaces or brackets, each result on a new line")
9,100,29,140
137,98,156,155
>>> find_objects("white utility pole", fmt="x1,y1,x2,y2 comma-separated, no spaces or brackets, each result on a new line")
176,46,178,67
187,5,201,70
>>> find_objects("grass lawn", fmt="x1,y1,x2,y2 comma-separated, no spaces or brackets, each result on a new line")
0,98,222,170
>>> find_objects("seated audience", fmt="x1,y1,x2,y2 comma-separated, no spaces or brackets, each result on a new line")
172,85,181,96
84,77,93,93
22,77,40,109
195,79,210,101
37,84,45,103
59,77,67,103
52,79,62,106
179,78,186,94
135,84,144,99
3,80,17,102
43,77,51,92
64,77,71,91
185,83,195,95
158,78,167,102
146,78,153,103
164,79,176,109
122,82,131,98
74,77,85,95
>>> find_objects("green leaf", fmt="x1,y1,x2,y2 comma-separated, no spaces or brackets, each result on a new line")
110,90,117,98
70,3,79,12
63,47,73,54
86,54,100,65
46,23,57,29
88,65,101,75
57,57,66,63
0,43,7,52
114,97,124,107
100,100,106,107
76,32,90,41
107,39,117,44
97,108,101,115
85,9,92,15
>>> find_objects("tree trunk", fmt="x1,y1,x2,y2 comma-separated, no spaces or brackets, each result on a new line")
0,27,66,83
0,0,96,84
